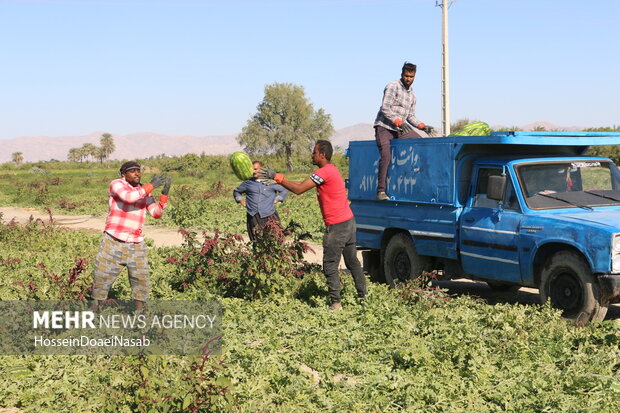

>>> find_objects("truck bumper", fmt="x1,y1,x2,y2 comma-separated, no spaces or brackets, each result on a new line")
598,274,620,302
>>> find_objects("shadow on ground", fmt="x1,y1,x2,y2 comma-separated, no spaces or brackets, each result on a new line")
433,279,619,321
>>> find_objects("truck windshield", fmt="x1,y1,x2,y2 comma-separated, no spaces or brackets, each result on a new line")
516,160,620,209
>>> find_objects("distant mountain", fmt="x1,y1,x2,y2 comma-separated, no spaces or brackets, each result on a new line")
331,123,375,150
0,131,241,163
0,126,375,163
0,121,591,163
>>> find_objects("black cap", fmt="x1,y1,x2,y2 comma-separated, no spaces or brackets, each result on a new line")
120,161,141,174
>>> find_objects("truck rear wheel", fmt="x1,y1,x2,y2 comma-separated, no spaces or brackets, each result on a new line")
383,233,426,288
362,250,385,283
539,251,608,323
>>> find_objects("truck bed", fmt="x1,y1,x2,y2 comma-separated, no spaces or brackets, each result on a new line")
347,131,620,205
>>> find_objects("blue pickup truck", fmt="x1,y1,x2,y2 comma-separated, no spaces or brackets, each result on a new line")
347,131,620,323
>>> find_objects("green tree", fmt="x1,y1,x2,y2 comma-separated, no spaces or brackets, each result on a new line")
583,126,620,132
67,147,81,162
237,82,334,171
11,152,24,166
95,147,107,164
81,143,98,162
100,133,116,166
450,118,471,135
583,126,620,163
505,125,523,132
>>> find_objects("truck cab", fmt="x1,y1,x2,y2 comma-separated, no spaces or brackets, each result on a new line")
347,131,620,322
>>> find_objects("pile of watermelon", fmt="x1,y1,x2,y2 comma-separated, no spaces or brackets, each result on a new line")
230,152,253,180
451,121,491,136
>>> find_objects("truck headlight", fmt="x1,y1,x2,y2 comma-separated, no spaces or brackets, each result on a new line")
612,234,620,273
613,255,620,273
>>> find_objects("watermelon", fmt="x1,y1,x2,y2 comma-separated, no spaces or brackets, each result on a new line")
230,152,253,180
451,121,491,137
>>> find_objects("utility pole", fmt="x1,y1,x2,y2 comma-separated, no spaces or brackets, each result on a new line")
436,0,455,136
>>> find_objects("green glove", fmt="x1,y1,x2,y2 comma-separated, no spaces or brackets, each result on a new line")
258,167,277,180
397,122,414,137
258,178,277,186
162,177,172,195
149,174,167,189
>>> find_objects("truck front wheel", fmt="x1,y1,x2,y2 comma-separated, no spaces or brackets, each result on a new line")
383,233,426,288
539,251,608,323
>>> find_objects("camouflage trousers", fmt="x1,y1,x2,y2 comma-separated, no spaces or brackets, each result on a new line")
91,232,150,302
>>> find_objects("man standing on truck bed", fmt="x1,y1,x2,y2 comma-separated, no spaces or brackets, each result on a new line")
258,140,367,311
374,62,430,201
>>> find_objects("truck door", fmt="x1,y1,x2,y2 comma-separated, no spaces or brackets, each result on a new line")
459,167,522,282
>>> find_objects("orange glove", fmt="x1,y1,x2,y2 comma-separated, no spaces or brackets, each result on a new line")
417,122,426,129
394,118,403,127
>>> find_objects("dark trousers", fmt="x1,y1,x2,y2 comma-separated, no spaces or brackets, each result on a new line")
322,217,366,303
375,125,422,193
246,212,280,241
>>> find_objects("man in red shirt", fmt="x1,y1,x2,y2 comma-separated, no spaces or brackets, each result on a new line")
259,140,366,310
91,161,171,310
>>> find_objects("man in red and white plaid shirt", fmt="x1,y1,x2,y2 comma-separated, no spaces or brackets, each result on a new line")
91,161,171,310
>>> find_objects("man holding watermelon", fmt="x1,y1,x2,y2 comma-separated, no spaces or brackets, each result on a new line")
233,160,289,241
90,161,171,311
374,62,432,201
258,141,367,311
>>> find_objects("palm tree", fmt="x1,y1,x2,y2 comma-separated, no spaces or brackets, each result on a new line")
96,147,107,164
81,143,98,162
11,152,24,166
67,147,81,162
100,133,116,166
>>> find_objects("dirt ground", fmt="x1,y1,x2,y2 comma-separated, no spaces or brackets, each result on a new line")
0,206,327,262
1,206,617,320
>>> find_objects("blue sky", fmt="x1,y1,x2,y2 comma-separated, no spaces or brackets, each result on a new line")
1,0,618,139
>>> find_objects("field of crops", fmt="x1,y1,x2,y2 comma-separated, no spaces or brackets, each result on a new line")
1,156,619,412
0,154,330,241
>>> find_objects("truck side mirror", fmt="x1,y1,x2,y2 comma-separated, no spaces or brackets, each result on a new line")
487,175,506,201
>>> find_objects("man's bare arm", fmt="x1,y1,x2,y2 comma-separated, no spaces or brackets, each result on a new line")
279,177,317,195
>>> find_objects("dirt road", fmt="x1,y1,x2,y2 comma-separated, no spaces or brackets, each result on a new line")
0,206,325,260
1,206,617,320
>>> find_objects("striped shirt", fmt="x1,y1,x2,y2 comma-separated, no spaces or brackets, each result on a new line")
104,178,166,243
374,79,421,131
